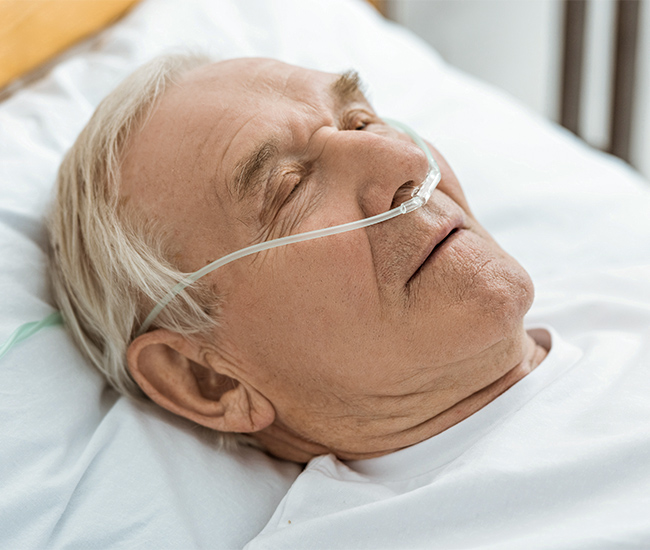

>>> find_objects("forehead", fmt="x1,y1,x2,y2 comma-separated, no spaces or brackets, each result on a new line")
169,60,342,153
180,58,340,114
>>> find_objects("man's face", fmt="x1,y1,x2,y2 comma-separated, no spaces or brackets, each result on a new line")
122,58,534,458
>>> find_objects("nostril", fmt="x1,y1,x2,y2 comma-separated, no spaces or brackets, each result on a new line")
390,180,419,209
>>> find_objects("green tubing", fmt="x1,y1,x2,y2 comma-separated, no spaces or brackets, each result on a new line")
0,311,64,359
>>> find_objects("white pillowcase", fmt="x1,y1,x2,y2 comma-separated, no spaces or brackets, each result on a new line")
2,0,650,547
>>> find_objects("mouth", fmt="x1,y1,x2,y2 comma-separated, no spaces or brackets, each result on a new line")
407,223,463,285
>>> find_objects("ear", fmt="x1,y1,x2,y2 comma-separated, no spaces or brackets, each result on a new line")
126,329,275,433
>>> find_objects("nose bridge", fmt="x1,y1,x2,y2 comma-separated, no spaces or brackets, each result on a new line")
318,129,430,214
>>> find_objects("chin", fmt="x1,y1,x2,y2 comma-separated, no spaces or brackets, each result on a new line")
473,253,535,336
444,228,536,350
445,226,533,312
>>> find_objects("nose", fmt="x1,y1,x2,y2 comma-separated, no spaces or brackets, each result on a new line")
315,127,431,218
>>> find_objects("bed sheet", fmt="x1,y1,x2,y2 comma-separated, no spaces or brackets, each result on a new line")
2,0,650,548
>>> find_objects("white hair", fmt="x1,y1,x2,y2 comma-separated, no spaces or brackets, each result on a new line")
48,54,223,400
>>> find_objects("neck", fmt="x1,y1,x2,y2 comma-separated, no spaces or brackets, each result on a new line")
254,332,548,464
407,333,548,448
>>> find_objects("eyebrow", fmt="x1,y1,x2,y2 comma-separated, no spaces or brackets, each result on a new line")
230,71,366,202
330,70,367,106
230,139,279,201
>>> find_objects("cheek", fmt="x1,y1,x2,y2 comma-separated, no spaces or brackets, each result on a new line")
222,233,382,369
277,234,378,313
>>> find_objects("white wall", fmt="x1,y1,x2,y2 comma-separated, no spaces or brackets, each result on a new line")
390,0,650,180
390,0,563,121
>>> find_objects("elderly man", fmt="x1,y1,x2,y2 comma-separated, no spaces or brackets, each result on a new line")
50,55,544,462
49,56,650,547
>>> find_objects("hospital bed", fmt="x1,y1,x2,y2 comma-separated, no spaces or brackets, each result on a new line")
2,0,650,547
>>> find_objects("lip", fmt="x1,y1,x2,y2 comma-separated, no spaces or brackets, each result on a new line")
407,215,464,284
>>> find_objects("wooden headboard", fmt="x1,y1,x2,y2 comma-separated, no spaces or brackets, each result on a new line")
0,0,140,89
366,0,387,16
0,0,389,91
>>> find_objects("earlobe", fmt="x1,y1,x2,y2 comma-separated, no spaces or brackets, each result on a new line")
126,329,275,433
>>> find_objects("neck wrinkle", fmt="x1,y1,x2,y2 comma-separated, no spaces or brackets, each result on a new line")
254,333,548,464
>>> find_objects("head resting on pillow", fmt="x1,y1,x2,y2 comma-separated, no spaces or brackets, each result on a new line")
48,55,545,463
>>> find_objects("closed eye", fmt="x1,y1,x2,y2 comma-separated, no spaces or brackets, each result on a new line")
277,170,307,209
284,179,302,204
341,109,375,132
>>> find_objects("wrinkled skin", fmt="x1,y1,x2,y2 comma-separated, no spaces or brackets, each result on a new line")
123,58,545,463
